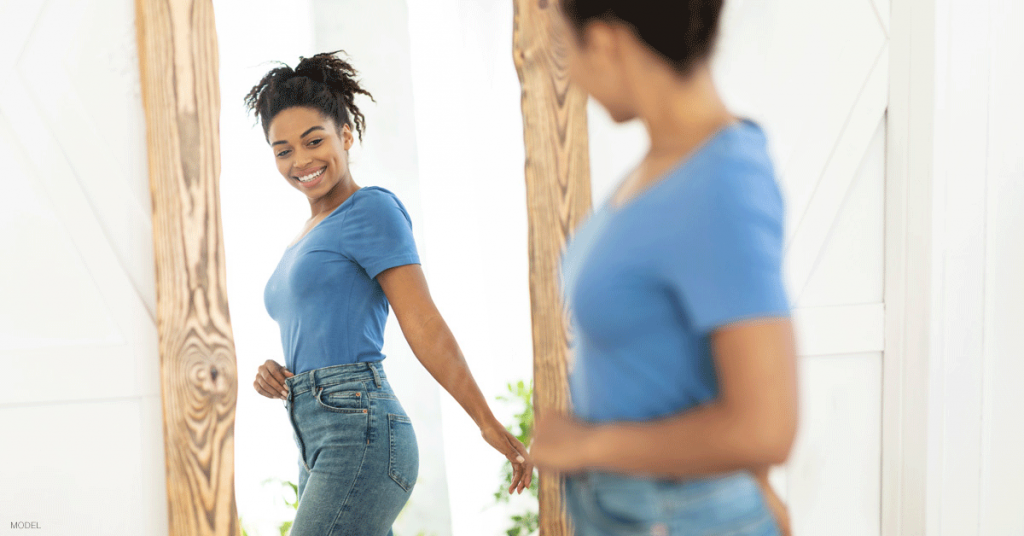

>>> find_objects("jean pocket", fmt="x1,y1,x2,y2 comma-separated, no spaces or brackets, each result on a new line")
677,474,777,536
573,473,658,534
387,413,418,492
314,384,367,414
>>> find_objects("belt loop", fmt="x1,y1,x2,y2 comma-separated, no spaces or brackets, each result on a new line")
369,362,382,388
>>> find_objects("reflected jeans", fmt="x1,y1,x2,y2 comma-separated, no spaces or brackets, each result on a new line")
284,362,418,536
566,471,780,536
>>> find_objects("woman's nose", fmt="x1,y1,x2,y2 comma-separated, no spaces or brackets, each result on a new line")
294,152,312,170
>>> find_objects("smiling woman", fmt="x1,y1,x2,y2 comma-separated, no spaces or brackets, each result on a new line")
240,52,534,536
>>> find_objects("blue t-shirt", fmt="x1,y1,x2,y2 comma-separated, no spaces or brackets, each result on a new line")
561,120,790,424
264,186,420,374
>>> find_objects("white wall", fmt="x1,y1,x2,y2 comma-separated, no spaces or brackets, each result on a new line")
405,1,537,534
926,0,1024,534
214,1,320,535
0,0,167,534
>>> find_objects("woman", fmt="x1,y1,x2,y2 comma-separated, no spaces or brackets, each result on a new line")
245,51,533,536
530,2,797,535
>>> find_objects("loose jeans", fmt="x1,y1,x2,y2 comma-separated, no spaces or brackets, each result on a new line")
566,471,780,536
284,362,418,536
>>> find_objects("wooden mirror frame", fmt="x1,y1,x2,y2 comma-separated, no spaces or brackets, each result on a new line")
135,1,239,534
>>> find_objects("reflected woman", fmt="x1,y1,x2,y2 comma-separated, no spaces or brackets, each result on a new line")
530,2,797,535
245,51,533,536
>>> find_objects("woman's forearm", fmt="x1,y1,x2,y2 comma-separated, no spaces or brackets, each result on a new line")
403,314,499,429
579,321,798,478
585,401,793,478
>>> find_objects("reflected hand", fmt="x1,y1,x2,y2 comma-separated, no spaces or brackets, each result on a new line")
530,412,596,474
753,467,792,536
481,423,534,494
253,359,294,400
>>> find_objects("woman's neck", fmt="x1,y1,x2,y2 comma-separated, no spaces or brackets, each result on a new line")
631,63,735,158
309,177,360,218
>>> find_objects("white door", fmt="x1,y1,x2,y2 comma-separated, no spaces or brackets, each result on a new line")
0,0,167,534
717,1,889,534
588,1,890,534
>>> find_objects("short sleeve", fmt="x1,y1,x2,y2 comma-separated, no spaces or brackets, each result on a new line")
662,164,790,334
339,189,420,279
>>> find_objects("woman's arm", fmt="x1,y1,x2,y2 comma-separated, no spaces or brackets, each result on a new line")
531,318,798,477
376,263,534,494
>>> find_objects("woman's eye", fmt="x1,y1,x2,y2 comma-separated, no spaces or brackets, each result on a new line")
309,139,322,146
276,150,290,158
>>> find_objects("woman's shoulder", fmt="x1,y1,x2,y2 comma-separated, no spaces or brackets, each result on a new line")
350,186,405,209
702,121,782,207
347,186,413,223
647,121,782,227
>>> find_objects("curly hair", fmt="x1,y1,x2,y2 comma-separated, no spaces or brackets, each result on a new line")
244,50,375,142
560,0,724,74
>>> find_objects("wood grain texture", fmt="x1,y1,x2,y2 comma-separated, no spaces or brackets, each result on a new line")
512,0,592,534
134,1,239,535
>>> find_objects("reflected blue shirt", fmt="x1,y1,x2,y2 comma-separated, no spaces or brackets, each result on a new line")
560,120,790,423
264,187,419,374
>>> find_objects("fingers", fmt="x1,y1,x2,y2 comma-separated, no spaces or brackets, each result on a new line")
254,360,291,399
508,435,533,493
509,459,523,494
267,360,292,391
258,369,286,399
503,433,533,494
522,455,534,492
252,379,281,399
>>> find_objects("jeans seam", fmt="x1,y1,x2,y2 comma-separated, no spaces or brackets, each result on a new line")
701,512,776,536
324,436,371,536
388,413,412,492
287,398,311,474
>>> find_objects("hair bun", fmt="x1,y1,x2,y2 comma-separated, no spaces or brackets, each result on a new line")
245,50,375,141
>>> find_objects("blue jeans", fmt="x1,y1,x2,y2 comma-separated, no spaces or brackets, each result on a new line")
284,362,418,536
565,471,780,536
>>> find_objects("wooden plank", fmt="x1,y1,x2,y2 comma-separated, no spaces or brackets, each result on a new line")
512,0,591,533
133,1,239,535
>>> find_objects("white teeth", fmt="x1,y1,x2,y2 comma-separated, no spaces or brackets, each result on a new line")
297,168,324,183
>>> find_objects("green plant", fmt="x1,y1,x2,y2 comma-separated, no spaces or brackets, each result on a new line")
493,380,539,536
237,478,297,536
264,477,299,536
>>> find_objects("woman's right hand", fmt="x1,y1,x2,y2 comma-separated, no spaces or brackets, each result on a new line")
253,359,294,400
752,467,792,536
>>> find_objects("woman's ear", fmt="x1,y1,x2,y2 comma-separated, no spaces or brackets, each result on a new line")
341,123,354,151
581,20,622,62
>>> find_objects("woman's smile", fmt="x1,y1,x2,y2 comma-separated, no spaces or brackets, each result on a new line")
294,166,327,188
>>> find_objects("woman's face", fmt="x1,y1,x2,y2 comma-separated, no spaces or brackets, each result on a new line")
554,12,637,123
267,106,354,199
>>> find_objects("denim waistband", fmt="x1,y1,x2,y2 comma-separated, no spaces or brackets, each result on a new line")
285,361,387,396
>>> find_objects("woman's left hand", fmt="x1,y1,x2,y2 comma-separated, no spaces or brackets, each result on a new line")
481,424,535,494
530,412,597,474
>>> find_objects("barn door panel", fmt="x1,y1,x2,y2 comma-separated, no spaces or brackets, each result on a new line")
714,1,890,534
0,0,167,534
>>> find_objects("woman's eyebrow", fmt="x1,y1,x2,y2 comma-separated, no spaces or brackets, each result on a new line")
271,125,326,146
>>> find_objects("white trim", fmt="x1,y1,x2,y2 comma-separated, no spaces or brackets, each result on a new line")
882,0,938,534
